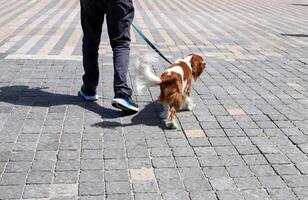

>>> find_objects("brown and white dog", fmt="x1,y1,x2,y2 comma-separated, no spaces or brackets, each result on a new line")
136,54,206,129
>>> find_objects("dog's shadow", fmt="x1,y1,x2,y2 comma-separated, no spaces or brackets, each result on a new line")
0,85,165,129
94,101,165,129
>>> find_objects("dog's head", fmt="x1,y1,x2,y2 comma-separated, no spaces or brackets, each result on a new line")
190,54,206,80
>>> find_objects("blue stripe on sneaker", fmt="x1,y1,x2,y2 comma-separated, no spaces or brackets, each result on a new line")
79,90,99,101
112,98,139,112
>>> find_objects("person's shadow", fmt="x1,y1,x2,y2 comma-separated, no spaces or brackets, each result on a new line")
0,85,165,129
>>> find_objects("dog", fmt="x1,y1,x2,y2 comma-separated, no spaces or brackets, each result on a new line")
136,54,206,129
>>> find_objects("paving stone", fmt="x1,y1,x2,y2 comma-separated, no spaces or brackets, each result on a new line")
82,140,102,150
150,147,172,157
188,138,211,147
81,159,103,170
54,171,78,184
183,178,212,191
106,194,133,200
0,172,27,185
194,147,217,157
105,181,130,194
272,164,300,175
249,165,277,177
206,129,226,137
128,157,152,168
219,155,246,166
298,144,308,154
184,129,206,138
79,181,105,196
241,189,271,200
172,147,195,157
265,153,291,164
282,175,308,187
175,156,200,167
214,146,238,155
234,177,262,190
32,159,56,171
226,165,253,177
258,176,286,189
58,151,80,160
209,137,231,146
152,157,176,168
162,191,190,200
134,193,161,200
27,171,53,184
50,184,78,198
56,160,80,171
268,188,297,200
10,151,35,161
242,154,268,165
5,161,32,172
167,138,189,147
293,187,308,200
189,191,217,200
105,170,128,181
0,151,10,162
236,145,260,155
130,167,155,181
0,185,23,199
198,155,223,167
244,129,265,137
295,162,308,174
158,179,186,192
226,108,246,116
203,166,229,178
209,177,236,191
23,184,50,198
35,151,57,161
132,180,158,192
155,168,180,180
103,148,125,159
217,190,244,200
225,129,246,137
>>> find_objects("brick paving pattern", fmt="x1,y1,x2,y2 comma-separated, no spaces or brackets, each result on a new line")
0,0,308,199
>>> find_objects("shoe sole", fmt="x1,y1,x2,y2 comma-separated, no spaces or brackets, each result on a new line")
112,98,139,114
78,91,99,101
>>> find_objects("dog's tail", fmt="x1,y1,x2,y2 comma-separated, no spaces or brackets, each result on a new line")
135,54,161,93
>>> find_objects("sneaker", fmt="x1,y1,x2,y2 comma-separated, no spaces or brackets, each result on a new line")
112,93,139,114
78,85,99,101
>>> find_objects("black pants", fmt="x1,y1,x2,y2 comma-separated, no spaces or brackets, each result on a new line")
80,0,134,96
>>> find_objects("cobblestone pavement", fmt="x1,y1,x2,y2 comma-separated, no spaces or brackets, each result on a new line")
0,0,308,199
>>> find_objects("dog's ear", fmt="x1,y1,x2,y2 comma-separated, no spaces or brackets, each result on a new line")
191,54,206,80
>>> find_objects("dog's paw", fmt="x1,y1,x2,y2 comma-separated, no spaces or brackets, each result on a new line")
187,104,195,111
166,121,177,129
182,97,195,111
181,103,195,111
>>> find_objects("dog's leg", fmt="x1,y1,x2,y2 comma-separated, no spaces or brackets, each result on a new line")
166,106,177,129
182,96,195,111
160,104,169,119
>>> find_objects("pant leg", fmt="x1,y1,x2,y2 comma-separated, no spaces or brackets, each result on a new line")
105,0,134,96
80,0,105,89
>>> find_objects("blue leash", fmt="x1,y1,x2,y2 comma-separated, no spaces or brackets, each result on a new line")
132,23,173,65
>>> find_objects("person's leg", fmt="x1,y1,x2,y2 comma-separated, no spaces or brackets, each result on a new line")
106,0,138,113
80,0,104,96
105,0,134,97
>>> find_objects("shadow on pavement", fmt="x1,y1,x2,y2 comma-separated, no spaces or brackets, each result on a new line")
281,33,308,37
93,101,165,129
0,85,163,128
